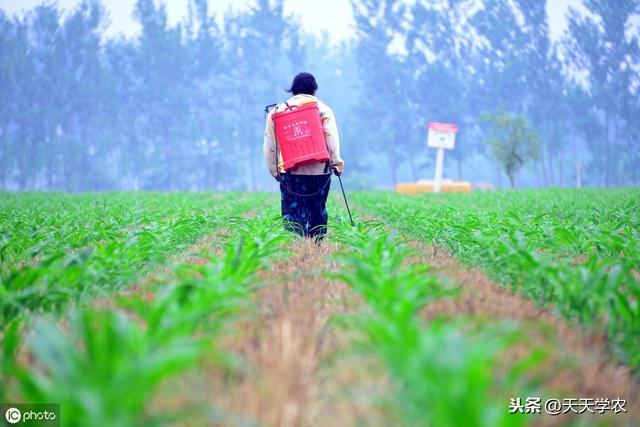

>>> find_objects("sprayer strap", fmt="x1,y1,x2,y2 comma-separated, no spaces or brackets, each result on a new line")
280,172,332,198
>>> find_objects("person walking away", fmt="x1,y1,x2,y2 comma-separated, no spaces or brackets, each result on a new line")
263,72,345,240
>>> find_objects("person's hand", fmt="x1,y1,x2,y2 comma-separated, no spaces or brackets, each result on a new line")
273,173,280,182
332,162,344,177
331,160,344,176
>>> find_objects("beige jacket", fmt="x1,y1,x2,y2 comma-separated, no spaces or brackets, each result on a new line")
263,94,344,177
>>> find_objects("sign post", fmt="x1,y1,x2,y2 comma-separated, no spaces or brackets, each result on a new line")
427,122,458,193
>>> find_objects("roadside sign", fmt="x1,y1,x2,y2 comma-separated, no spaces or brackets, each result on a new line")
427,122,458,150
427,122,458,193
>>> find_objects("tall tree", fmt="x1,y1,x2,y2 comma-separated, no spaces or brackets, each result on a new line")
223,0,296,190
482,109,541,188
563,0,640,186
134,0,191,189
58,0,106,190
513,1,569,186
351,0,414,187
0,12,30,188
406,0,477,180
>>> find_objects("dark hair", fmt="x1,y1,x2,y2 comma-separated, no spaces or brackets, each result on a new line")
286,72,318,95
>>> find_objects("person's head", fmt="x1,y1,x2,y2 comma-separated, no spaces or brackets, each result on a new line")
286,72,318,96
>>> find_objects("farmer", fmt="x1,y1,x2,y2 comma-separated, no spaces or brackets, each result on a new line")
263,72,345,239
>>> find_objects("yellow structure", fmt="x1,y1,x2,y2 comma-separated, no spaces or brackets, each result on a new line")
396,181,472,194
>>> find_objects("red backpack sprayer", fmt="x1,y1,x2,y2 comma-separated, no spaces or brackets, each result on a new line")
264,101,354,227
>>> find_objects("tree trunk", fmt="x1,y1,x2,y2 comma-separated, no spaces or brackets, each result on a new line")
389,127,398,188
0,135,5,189
604,110,610,187
612,115,619,186
409,155,418,182
540,144,549,187
558,149,565,187
83,150,92,192
46,135,54,190
549,152,556,186
163,126,173,191
572,136,580,188
534,160,543,187
249,146,257,191
627,138,637,186
17,135,28,190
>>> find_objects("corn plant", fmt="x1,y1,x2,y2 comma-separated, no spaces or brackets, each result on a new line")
354,189,640,369
10,309,203,427
0,193,259,330
328,220,536,427
5,210,291,426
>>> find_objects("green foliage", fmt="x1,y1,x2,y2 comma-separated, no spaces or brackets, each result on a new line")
354,189,640,368
328,220,536,427
139,215,292,339
564,0,640,185
0,193,262,328
3,199,292,426
2,1,639,189
13,309,203,427
2,190,638,426
481,109,541,187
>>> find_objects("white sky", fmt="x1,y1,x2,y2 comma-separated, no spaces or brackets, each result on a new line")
0,0,582,43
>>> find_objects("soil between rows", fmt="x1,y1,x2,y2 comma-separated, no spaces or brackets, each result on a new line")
188,238,386,427
134,210,638,426
409,240,640,427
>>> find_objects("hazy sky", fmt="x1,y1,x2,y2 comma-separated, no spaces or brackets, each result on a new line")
0,0,583,43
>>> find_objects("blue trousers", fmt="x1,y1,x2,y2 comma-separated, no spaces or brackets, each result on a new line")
279,172,331,239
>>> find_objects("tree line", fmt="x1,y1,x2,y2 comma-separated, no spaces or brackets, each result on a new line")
0,0,638,190
352,0,639,187
1,0,299,191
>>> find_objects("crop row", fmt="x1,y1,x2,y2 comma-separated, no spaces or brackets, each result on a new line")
1,193,231,266
327,218,537,427
352,189,640,368
0,193,272,331
2,212,291,426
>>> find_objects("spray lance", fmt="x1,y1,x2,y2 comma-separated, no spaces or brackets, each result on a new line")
332,167,355,227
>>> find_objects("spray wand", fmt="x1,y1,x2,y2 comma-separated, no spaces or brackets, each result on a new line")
333,168,354,227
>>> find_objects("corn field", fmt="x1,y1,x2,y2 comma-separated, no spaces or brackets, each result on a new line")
1,189,639,426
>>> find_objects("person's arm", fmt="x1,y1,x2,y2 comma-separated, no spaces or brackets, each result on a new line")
263,111,279,180
321,105,345,173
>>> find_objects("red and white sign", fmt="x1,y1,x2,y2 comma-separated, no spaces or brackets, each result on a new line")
428,122,458,149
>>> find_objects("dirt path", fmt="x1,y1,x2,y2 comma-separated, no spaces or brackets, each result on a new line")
204,238,384,427
200,216,639,425
101,204,261,305
411,240,640,426
136,201,638,426
343,200,639,425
